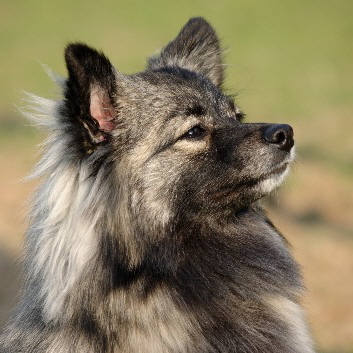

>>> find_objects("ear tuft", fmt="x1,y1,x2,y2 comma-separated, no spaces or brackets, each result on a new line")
147,17,224,87
64,43,117,146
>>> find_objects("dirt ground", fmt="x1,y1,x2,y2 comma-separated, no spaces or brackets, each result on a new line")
0,143,352,353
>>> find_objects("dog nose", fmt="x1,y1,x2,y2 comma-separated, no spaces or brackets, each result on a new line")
263,124,294,152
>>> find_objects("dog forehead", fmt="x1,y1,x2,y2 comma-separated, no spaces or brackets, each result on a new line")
129,69,230,113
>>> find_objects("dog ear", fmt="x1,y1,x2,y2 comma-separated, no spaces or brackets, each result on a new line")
148,17,224,87
64,43,117,145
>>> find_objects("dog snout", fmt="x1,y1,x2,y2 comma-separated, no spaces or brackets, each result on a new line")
262,124,294,152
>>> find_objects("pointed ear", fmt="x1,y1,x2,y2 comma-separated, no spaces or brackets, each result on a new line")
147,17,224,87
64,43,117,145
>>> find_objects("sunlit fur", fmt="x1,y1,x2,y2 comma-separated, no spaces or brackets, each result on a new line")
0,17,314,353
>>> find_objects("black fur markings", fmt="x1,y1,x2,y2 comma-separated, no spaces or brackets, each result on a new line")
185,103,206,117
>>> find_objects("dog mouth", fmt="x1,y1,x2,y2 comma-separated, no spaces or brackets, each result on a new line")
254,145,296,190
209,161,291,203
239,161,291,192
258,162,289,181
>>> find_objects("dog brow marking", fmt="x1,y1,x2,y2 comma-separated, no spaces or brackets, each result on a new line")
185,104,205,117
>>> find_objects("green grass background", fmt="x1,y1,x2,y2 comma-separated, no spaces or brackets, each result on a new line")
1,1,353,352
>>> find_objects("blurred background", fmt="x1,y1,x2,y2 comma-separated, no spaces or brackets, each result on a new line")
0,0,352,352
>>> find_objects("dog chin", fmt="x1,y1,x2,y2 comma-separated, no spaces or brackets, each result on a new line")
256,164,291,195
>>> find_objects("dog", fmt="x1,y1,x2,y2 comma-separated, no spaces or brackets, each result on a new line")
0,17,315,352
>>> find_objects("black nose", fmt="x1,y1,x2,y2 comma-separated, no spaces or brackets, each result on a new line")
263,124,294,152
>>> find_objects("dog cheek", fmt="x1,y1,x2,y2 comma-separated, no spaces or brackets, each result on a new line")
135,155,185,233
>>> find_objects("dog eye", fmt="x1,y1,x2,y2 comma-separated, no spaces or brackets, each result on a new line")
182,125,207,139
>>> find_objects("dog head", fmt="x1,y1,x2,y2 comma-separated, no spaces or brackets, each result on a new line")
62,17,294,225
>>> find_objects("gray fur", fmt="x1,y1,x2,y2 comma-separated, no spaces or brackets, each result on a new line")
0,17,315,352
